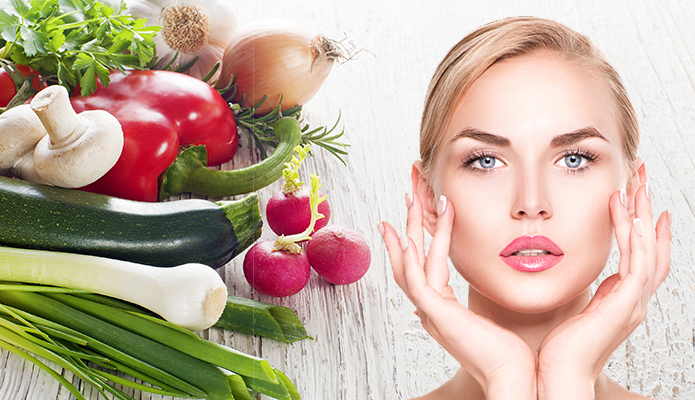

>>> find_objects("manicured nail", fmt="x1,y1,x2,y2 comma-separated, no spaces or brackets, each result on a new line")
376,223,385,237
645,182,652,201
437,195,447,215
405,193,413,209
401,237,409,251
633,218,644,237
619,188,627,208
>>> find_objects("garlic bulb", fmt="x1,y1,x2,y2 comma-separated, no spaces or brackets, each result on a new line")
127,0,238,82
217,19,344,115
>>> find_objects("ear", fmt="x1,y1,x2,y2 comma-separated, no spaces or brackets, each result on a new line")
412,161,438,236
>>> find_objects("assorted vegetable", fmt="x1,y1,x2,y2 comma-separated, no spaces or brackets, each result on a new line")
217,19,344,115
71,69,238,201
244,173,326,297
0,0,370,398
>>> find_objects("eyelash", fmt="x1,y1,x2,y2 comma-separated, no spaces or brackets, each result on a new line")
559,148,600,174
460,150,502,174
459,148,600,174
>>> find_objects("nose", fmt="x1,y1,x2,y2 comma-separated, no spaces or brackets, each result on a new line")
511,168,552,220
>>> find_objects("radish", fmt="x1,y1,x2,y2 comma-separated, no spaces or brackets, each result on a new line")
243,241,310,297
266,145,330,236
306,225,371,285
243,173,327,297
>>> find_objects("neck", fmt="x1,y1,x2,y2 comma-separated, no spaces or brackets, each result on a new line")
467,285,592,356
450,286,594,400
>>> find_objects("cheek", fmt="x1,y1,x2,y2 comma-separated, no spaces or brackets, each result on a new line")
441,179,509,282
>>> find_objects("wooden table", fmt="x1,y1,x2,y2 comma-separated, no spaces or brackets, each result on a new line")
2,0,694,399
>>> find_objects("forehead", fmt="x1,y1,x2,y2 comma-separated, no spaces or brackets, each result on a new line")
442,52,621,149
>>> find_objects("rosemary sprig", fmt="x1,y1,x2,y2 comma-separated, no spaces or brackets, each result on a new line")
232,94,350,164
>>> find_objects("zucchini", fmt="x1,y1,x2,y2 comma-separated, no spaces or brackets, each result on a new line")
0,176,262,268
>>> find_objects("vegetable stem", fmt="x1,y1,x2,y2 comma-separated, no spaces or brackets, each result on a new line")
160,117,302,199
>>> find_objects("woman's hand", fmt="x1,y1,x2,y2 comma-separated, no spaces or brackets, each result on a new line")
379,189,537,399
537,166,672,400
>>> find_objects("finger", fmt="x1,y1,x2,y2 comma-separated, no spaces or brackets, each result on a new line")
584,274,621,313
633,183,656,302
405,192,426,266
380,221,409,292
625,160,643,218
652,211,672,294
402,236,451,317
424,195,454,291
610,189,631,279
616,217,650,308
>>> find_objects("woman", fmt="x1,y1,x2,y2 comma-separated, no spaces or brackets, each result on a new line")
379,17,671,399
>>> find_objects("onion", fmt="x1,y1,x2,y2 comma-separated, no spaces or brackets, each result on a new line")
217,19,344,115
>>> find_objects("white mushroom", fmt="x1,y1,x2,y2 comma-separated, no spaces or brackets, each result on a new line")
30,85,124,188
0,104,48,178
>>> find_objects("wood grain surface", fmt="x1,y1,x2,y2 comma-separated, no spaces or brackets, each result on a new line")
1,0,694,399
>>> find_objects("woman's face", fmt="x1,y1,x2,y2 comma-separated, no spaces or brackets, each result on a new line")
429,52,628,314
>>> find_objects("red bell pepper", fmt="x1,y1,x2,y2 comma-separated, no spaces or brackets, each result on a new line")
71,69,239,202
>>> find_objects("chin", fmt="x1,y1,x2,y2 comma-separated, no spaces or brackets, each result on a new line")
463,258,606,316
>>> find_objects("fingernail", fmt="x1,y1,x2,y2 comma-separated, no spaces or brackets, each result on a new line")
437,195,447,215
645,182,652,201
405,193,413,209
620,188,628,208
633,218,644,237
376,223,385,237
401,237,409,251
667,210,672,225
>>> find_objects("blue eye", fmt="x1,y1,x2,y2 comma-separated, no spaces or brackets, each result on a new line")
564,154,583,168
462,151,505,173
477,156,497,169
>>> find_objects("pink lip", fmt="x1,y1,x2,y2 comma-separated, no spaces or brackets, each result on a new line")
499,235,564,272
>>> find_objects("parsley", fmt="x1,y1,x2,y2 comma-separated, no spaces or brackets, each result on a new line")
0,0,159,96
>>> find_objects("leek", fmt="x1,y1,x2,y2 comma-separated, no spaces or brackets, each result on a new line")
0,245,227,330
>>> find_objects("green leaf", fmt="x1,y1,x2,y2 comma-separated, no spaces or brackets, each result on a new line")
79,60,97,96
18,26,47,56
9,0,31,17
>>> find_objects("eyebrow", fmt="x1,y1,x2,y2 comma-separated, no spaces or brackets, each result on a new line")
450,128,511,146
549,127,609,147
450,127,609,147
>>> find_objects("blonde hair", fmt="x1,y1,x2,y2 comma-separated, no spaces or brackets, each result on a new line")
420,16,639,174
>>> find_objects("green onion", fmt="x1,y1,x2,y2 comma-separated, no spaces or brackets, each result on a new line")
0,285,301,399
215,296,311,343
